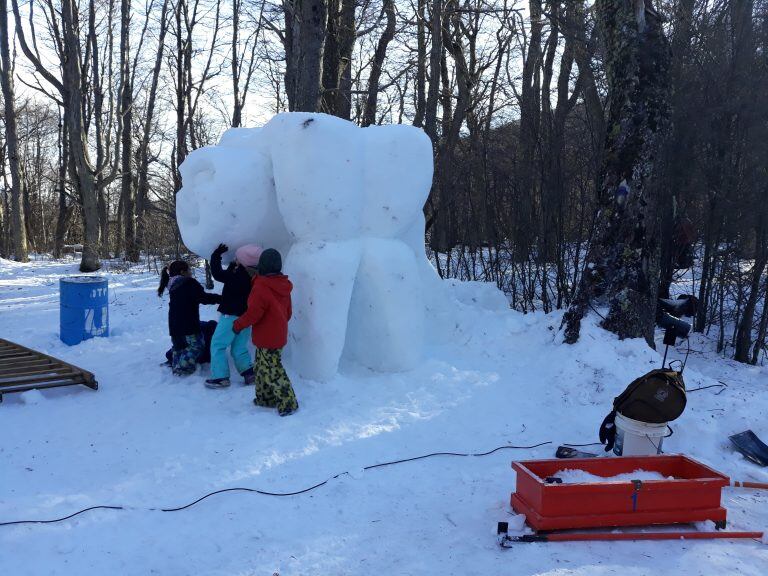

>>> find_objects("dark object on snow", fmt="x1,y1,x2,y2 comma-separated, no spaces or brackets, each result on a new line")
499,529,762,545
555,446,599,459
0,338,98,403
164,320,218,365
657,296,695,340
615,369,687,422
729,430,768,467
599,369,686,451
599,410,619,452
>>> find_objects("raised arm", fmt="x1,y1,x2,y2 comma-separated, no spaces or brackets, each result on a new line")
209,244,232,283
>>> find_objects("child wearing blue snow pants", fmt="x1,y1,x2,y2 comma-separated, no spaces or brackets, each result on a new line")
205,242,263,388
209,315,251,379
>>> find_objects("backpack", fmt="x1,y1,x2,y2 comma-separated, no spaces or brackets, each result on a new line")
613,368,687,423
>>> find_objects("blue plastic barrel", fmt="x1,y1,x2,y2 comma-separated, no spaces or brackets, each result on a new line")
60,276,109,345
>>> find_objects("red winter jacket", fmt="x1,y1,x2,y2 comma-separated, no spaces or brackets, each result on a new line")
233,274,293,349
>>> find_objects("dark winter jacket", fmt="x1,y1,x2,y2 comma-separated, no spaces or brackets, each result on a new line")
168,276,221,338
210,250,252,316
233,274,292,349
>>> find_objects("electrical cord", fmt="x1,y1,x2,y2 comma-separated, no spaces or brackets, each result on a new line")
0,506,125,528
687,382,728,394
1,441,552,527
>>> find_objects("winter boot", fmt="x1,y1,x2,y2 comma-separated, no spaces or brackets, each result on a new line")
205,378,231,389
279,403,299,417
241,367,255,386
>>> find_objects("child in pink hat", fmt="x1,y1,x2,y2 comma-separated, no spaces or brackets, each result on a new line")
205,243,263,388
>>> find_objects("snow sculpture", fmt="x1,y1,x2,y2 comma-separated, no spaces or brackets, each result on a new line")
176,112,439,381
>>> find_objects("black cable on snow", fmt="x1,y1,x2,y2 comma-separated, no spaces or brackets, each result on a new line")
1,441,552,526
0,506,125,527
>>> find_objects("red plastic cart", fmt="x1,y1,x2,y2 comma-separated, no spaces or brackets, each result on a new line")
510,454,729,531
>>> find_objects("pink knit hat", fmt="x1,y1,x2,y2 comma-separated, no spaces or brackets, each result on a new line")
235,244,263,268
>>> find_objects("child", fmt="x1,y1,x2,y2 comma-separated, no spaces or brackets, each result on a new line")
205,243,262,389
233,248,299,416
158,260,221,376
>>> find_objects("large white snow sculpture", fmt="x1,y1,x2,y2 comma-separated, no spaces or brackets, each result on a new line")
177,112,440,381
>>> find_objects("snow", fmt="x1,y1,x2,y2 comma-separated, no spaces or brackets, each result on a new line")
2,257,768,575
553,469,669,484
176,113,435,381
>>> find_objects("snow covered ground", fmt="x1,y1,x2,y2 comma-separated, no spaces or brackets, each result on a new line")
1,257,767,575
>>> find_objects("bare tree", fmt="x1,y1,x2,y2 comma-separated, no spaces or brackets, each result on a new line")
0,0,29,261
284,0,328,111
361,0,395,126
562,0,671,346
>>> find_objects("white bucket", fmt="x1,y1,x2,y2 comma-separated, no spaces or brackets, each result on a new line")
613,413,668,456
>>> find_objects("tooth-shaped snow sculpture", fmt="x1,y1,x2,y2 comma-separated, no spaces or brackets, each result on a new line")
176,112,436,381
176,132,291,263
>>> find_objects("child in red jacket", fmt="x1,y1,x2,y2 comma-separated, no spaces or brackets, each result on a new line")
233,248,299,416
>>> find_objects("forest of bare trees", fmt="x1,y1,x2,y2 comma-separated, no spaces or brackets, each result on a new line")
1,0,767,362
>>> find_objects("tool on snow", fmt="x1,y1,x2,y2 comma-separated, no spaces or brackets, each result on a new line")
555,446,598,459
731,480,768,490
497,524,763,546
729,430,768,467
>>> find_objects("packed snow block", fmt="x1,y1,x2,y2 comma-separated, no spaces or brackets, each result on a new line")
361,125,433,238
284,240,362,381
263,113,365,241
176,145,290,262
343,239,424,372
445,279,510,311
217,126,265,148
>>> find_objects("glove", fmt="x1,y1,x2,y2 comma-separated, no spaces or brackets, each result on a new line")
599,410,617,452
213,243,229,255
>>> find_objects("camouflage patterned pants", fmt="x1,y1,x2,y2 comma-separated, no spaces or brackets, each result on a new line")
254,348,298,415
172,333,204,375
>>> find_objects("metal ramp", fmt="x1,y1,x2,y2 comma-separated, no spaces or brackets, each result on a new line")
0,338,98,402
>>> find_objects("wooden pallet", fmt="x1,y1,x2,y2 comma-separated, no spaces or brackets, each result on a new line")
0,338,98,402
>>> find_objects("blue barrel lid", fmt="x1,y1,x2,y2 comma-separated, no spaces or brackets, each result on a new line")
61,275,107,284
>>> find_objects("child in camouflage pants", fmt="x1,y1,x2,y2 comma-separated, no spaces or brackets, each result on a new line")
233,249,299,416
253,348,298,414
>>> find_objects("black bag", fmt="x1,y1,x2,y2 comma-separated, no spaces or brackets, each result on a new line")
613,368,687,424
599,369,686,452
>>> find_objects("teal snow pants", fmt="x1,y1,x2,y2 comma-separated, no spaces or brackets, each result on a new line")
210,314,252,379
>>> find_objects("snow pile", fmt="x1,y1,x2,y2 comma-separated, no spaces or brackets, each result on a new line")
176,113,441,381
554,468,670,484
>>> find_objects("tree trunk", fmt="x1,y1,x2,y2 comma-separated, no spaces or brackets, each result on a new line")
62,0,101,271
232,0,243,127
735,209,767,363
0,0,29,262
361,0,395,126
136,0,170,254
562,0,671,346
53,120,71,259
284,0,328,112
321,0,354,118
423,0,443,142
516,0,543,258
120,0,138,261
